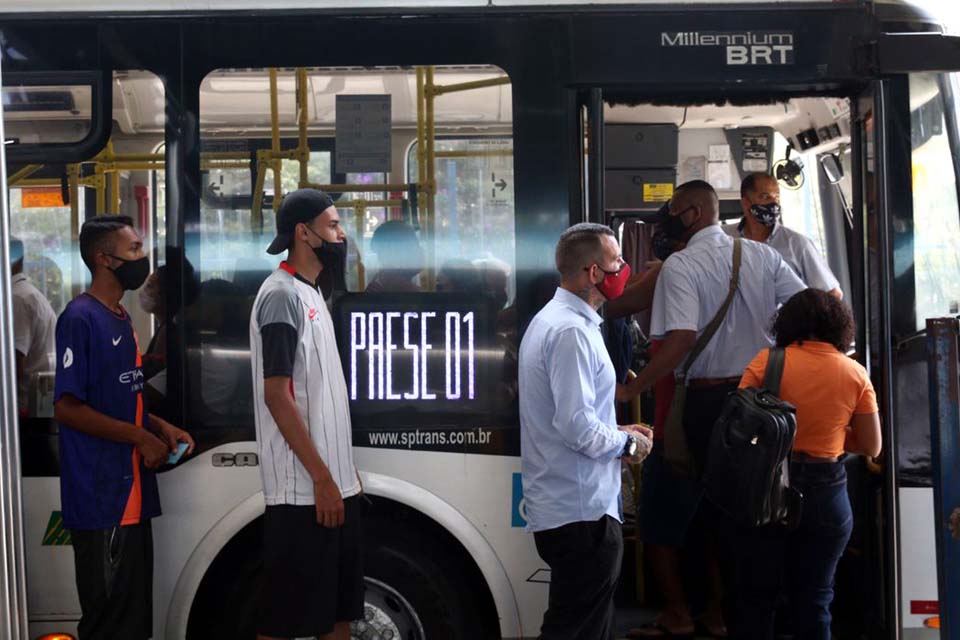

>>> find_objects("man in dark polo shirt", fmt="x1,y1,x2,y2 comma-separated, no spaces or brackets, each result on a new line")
54,215,194,640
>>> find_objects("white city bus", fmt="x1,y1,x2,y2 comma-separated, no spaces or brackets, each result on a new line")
2,1,960,638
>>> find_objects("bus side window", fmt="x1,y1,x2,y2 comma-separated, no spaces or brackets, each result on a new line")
910,72,960,327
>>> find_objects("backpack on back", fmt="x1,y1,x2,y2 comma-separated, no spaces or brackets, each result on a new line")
703,348,803,528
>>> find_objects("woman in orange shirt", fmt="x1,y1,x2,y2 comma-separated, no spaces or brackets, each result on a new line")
734,289,881,640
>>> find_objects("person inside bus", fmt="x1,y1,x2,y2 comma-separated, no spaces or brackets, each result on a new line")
365,220,423,292
52,215,195,640
519,222,653,640
735,288,881,639
251,189,364,640
140,260,200,381
10,236,56,418
618,181,805,637
436,257,481,293
726,172,842,299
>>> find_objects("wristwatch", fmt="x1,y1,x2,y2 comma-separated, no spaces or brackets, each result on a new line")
622,434,639,458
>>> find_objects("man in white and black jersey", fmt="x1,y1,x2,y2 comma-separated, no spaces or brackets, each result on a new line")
250,188,363,640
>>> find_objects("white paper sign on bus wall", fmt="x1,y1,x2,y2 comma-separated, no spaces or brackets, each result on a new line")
661,30,795,65
336,95,392,173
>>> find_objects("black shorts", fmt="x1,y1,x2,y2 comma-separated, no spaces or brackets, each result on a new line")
259,496,366,637
70,521,153,640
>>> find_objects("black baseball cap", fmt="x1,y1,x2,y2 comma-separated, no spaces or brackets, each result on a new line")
266,188,336,255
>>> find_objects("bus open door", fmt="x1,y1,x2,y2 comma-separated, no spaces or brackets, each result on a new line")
861,30,960,640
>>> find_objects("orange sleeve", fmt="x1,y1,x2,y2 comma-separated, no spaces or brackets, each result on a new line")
739,350,768,389
854,373,879,415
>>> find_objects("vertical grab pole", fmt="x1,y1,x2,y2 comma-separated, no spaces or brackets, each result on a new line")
297,68,309,188
269,68,283,210
0,51,31,639
587,88,604,224
424,66,436,291
926,317,960,638
67,164,82,299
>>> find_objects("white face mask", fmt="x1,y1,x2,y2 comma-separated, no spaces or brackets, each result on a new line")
139,285,160,315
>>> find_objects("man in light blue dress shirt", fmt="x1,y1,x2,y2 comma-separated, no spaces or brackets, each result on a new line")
519,222,652,640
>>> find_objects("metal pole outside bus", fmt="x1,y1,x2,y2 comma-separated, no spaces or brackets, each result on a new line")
0,52,31,638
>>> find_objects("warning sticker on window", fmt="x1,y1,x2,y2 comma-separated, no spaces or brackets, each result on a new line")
643,183,674,202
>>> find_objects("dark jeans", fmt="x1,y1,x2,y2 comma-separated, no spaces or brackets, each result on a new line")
733,462,854,640
533,515,624,640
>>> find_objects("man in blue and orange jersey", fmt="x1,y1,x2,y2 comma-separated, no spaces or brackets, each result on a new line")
53,215,194,640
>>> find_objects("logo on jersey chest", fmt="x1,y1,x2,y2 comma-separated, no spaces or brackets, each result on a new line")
119,368,144,392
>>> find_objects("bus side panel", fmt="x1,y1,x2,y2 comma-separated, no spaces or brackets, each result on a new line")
153,443,264,639
23,478,80,624
899,487,940,635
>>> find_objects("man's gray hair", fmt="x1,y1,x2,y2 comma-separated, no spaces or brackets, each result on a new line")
555,222,615,279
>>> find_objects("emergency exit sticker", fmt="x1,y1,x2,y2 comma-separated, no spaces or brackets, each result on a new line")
643,183,674,202
21,187,65,208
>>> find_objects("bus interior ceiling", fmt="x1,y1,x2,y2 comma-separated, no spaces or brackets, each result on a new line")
5,65,857,237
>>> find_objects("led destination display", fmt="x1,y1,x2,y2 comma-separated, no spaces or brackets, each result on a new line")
333,293,500,426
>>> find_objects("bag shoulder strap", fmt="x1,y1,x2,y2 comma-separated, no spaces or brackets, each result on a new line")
762,347,787,395
680,237,742,378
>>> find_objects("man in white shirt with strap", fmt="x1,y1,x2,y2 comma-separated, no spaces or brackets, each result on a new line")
10,237,56,416
250,188,362,640
728,172,842,298
620,180,805,637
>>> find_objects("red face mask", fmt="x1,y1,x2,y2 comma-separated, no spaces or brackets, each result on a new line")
594,263,631,301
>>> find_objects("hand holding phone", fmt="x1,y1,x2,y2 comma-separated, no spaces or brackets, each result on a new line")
167,441,190,465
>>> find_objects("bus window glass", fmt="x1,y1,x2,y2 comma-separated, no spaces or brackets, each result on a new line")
5,70,165,420
910,73,960,328
192,66,517,452
407,137,516,301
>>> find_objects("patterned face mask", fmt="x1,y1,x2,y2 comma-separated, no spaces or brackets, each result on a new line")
750,202,781,227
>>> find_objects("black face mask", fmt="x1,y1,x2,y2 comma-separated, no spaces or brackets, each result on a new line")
107,255,150,291
661,205,698,240
305,226,347,291
750,201,781,227
652,231,676,261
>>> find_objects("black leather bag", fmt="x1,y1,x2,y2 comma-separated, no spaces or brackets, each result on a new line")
703,348,803,528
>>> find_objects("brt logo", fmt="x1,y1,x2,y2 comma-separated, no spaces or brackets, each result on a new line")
660,30,795,66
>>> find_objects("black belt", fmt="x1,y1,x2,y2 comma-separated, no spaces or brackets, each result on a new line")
792,452,839,464
687,376,741,389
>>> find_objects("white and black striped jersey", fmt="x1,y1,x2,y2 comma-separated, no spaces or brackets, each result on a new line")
250,262,359,505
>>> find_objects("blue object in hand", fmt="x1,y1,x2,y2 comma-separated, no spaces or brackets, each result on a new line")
167,442,189,465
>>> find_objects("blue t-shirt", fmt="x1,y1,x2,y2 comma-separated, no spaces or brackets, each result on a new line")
54,294,161,530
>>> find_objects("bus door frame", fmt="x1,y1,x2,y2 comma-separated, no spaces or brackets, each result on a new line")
868,31,960,639
0,54,31,638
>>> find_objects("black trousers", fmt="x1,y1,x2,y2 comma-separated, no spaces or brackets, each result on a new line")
70,521,153,640
683,383,740,629
533,515,623,640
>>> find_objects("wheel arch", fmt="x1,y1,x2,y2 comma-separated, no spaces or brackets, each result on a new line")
169,472,521,639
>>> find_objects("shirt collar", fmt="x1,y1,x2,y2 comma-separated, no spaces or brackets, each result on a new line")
279,261,319,289
553,287,603,327
794,340,840,353
686,224,726,247
736,217,781,241
11,273,27,285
